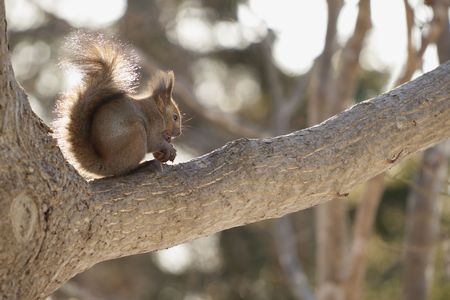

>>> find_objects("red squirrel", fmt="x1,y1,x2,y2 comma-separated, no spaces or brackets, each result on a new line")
54,32,182,177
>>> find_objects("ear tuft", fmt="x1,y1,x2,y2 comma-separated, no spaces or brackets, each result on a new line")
150,70,175,112
166,70,175,97
149,70,175,100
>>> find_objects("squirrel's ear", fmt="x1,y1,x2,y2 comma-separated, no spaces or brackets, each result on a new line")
166,70,175,98
152,70,175,112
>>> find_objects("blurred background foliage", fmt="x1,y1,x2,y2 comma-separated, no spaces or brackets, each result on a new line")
5,0,450,299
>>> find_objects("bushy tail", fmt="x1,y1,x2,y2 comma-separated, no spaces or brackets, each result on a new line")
53,31,140,177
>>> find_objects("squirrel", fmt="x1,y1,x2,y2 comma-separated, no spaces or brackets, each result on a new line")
53,31,182,177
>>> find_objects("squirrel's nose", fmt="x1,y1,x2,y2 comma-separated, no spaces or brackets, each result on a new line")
172,128,182,137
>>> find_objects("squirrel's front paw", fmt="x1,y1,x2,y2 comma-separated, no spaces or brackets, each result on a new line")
153,144,176,163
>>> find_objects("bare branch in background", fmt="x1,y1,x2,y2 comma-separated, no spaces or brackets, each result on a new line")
402,4,450,300
342,174,384,300
395,0,447,86
308,0,343,126
262,31,309,132
343,2,450,297
262,32,285,116
397,0,417,86
136,48,269,138
309,2,345,299
273,218,315,300
330,0,372,113
174,77,269,138
313,1,372,299
286,77,309,115
262,29,315,300
435,0,450,60
402,142,449,300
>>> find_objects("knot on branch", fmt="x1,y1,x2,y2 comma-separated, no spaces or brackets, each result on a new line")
10,192,38,243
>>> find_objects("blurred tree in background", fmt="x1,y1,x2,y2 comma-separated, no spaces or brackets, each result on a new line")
5,0,450,299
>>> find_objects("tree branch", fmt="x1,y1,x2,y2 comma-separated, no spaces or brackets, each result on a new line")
89,61,450,260
1,58,449,300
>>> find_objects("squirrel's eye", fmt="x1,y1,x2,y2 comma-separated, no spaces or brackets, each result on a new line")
173,113,178,121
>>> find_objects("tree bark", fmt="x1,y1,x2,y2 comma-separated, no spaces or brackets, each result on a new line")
1,7,450,300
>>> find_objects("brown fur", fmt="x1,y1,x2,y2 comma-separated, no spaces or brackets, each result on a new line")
53,31,182,177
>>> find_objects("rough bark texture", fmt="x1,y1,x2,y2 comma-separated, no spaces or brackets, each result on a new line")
2,7,450,300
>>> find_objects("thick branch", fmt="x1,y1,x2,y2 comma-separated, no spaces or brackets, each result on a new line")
88,62,450,262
